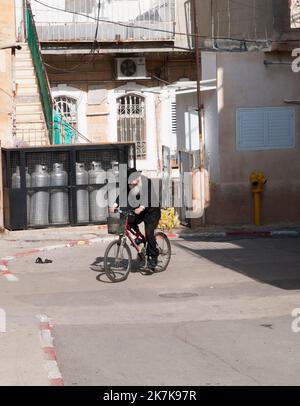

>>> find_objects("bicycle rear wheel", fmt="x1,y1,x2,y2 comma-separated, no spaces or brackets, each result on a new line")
155,231,171,272
104,239,132,282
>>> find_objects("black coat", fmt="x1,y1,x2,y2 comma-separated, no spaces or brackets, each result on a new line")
117,175,161,214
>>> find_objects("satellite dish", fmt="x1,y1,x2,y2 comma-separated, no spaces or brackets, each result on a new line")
120,59,137,77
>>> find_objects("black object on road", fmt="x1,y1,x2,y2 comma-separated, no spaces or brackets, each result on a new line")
35,257,53,264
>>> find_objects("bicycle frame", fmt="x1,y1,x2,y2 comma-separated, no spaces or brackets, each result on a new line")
120,215,146,261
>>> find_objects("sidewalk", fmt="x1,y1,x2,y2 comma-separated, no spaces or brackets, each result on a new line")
176,224,300,239
0,225,110,258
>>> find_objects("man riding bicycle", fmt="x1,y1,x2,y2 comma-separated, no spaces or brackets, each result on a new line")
109,168,161,271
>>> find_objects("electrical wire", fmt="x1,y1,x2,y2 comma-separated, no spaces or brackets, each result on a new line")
43,0,102,73
31,0,275,45
31,0,296,75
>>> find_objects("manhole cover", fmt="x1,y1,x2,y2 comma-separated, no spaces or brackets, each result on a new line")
158,291,199,299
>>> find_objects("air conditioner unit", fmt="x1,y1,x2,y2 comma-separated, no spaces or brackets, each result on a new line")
115,57,149,80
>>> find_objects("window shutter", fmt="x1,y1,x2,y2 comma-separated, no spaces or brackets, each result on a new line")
266,108,295,148
237,109,265,150
236,107,295,151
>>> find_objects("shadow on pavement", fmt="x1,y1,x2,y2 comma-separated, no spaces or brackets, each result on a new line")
90,256,155,283
173,238,300,290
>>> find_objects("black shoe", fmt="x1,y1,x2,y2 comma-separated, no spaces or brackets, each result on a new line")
148,257,158,271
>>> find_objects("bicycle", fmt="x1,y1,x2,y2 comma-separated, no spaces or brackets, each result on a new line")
104,208,172,283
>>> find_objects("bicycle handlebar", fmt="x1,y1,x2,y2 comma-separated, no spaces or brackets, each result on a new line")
113,207,135,216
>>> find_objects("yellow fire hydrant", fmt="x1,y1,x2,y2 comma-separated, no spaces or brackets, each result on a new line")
249,172,267,226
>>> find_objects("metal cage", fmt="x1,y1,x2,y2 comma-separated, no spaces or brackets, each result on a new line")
2,143,136,230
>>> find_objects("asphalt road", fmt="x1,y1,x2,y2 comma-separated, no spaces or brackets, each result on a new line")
2,237,300,386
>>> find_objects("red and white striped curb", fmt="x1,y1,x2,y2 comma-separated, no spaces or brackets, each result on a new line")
0,235,116,282
0,260,19,282
38,314,64,387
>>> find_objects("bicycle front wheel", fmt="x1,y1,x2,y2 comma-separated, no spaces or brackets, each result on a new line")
155,231,172,272
104,239,132,283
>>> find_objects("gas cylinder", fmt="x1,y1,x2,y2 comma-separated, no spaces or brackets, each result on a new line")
76,163,89,223
30,164,50,226
12,166,21,189
89,162,107,222
50,163,69,225
12,166,31,221
12,166,31,188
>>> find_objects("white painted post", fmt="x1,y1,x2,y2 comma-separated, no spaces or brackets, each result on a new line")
0,308,6,333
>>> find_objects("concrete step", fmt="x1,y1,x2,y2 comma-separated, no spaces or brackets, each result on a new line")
16,82,39,89
16,68,36,78
17,48,31,54
16,95,42,104
16,112,44,122
16,77,37,86
17,48,31,55
16,60,34,69
16,121,46,130
17,52,31,59
16,54,32,62
16,85,40,96
16,103,43,114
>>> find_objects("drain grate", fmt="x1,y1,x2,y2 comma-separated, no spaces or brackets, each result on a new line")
158,291,199,299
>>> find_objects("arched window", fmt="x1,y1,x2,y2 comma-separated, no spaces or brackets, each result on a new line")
117,94,146,160
54,96,78,129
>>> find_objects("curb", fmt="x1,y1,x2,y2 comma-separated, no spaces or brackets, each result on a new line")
0,260,19,282
38,315,64,387
0,235,116,282
175,230,300,240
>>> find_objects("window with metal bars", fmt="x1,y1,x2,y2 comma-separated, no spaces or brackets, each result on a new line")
117,94,146,160
54,96,78,129
290,0,300,28
171,100,177,136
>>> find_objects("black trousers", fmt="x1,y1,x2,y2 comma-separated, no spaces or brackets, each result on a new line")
128,209,161,259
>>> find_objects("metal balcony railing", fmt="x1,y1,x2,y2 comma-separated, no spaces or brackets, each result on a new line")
53,111,92,145
30,0,176,42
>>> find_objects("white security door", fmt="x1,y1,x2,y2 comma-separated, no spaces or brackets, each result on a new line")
184,107,200,152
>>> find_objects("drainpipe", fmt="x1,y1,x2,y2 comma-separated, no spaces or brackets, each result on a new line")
192,0,206,226
192,0,204,169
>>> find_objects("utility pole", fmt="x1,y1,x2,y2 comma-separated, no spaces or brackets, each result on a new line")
192,0,204,170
